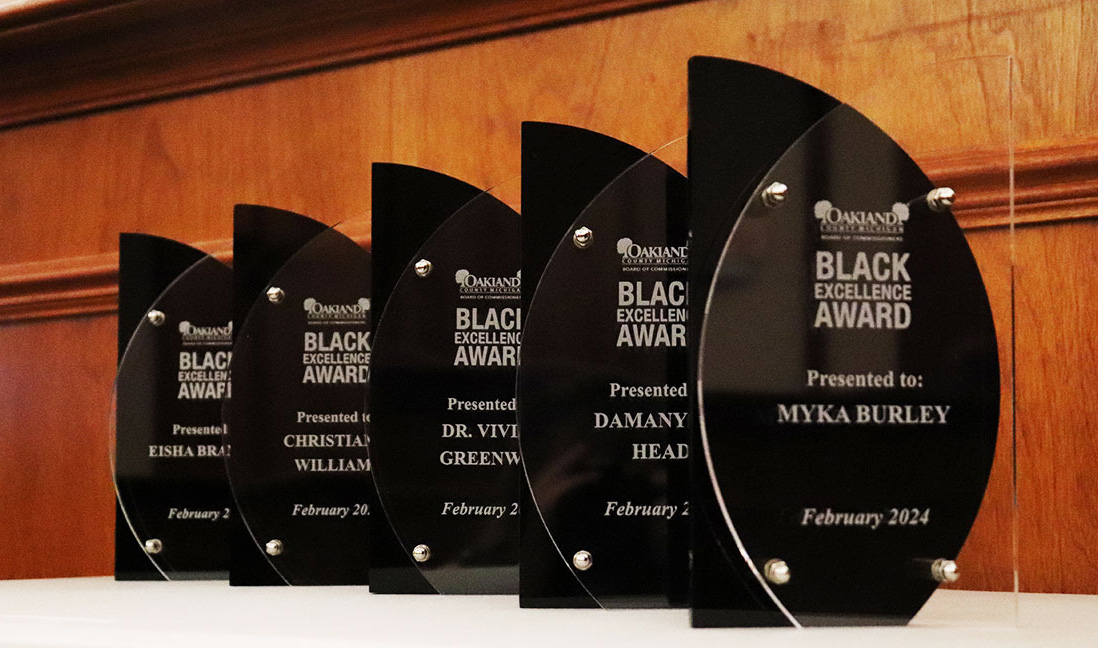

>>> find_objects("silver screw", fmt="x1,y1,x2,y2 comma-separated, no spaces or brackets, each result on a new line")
146,310,166,326
412,544,431,563
266,286,285,304
761,182,788,208
144,538,163,555
572,550,593,571
414,259,433,278
931,558,959,583
927,187,956,212
572,226,594,249
265,539,283,556
764,558,790,585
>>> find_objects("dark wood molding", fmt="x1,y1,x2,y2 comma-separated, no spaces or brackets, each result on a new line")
0,253,119,324
0,0,691,131
1,141,1094,325
925,139,1098,230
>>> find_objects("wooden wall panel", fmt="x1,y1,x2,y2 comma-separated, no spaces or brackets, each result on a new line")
2,0,1096,267
952,227,1015,593
0,316,116,579
0,63,391,266
1015,220,1098,594
0,0,1095,593
0,0,690,130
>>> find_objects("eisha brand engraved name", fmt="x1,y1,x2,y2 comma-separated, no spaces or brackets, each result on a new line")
303,297,369,323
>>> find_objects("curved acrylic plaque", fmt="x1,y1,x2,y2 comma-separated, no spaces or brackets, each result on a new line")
112,253,233,580
370,182,521,594
687,57,846,627
698,105,999,626
226,219,371,586
518,141,689,608
518,122,655,609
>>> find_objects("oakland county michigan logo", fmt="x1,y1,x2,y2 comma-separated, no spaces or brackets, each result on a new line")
814,200,909,241
178,321,232,346
303,297,370,324
454,269,521,299
615,237,688,272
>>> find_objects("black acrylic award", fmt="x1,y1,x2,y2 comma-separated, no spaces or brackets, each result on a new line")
113,234,233,580
369,164,521,594
227,205,373,586
690,57,1001,627
518,124,690,608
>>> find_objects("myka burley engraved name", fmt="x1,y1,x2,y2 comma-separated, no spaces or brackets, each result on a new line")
776,367,949,425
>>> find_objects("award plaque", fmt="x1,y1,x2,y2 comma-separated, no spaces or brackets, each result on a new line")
369,164,521,594
690,57,1008,627
518,123,689,608
227,205,373,586
113,234,233,580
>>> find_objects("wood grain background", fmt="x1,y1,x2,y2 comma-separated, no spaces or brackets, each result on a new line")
0,0,1095,594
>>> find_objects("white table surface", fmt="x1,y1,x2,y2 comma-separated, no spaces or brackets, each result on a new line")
0,578,1093,648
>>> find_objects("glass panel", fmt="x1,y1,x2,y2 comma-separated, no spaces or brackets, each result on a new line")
225,217,372,585
369,178,521,594
846,55,1017,627
111,254,233,580
518,138,689,608
691,56,1014,627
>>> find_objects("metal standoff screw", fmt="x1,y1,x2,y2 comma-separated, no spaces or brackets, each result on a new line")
414,259,433,278
265,539,284,556
927,187,956,212
146,310,166,326
144,538,163,555
412,544,431,563
931,558,959,583
572,550,593,571
572,226,594,249
266,286,285,304
761,182,788,208
764,558,791,585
